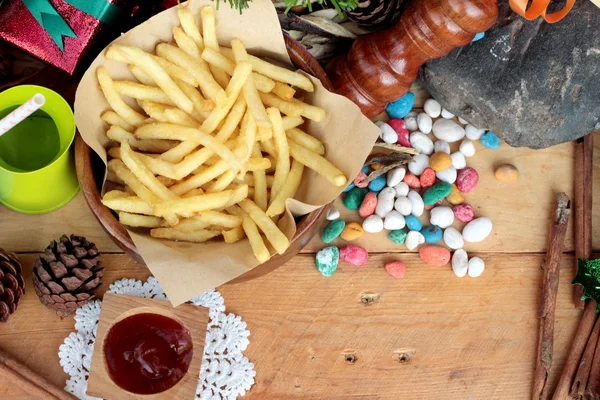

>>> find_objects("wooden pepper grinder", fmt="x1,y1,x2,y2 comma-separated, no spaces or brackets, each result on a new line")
328,0,499,119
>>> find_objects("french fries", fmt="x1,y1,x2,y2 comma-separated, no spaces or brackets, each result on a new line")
97,5,347,263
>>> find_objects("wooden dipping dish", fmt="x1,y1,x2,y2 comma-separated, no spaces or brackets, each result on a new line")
75,34,333,282
87,293,209,400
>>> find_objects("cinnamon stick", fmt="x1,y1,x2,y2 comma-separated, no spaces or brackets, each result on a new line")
0,347,76,400
570,314,600,397
586,315,600,397
552,300,598,399
532,192,571,400
573,134,593,309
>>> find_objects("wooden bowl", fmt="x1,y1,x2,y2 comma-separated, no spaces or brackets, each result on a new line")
75,34,333,282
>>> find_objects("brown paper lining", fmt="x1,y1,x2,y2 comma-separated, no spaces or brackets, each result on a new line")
74,0,379,305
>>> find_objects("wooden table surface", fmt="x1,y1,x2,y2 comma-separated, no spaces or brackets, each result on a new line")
0,97,598,398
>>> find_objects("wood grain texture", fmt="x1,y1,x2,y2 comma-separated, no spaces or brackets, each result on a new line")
87,294,208,400
0,253,584,399
328,0,498,118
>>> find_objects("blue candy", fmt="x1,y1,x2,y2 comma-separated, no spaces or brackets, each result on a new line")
368,175,386,192
361,166,369,173
421,225,443,243
481,131,501,149
386,92,415,119
472,32,485,42
405,215,422,231
343,182,356,193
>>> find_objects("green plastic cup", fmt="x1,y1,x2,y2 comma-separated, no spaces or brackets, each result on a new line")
0,85,79,214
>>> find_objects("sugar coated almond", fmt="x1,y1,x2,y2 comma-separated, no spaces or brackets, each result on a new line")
385,261,407,279
429,152,453,172
453,204,475,222
446,184,464,205
315,246,339,277
495,164,519,182
359,192,378,218
456,167,479,193
340,222,364,241
419,245,451,266
340,245,368,266
322,219,345,243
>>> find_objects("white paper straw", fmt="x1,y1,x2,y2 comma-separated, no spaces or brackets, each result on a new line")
0,94,46,138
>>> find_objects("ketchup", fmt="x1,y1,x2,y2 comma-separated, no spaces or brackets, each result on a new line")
104,313,193,394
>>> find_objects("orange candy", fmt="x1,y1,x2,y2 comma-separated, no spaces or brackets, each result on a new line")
403,173,421,189
419,245,451,266
419,168,436,188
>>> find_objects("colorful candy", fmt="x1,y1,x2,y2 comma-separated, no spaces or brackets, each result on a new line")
386,92,415,119
421,225,443,243
494,164,519,182
321,219,345,243
456,167,479,193
358,192,378,218
419,168,436,188
480,131,501,149
344,187,369,210
388,229,408,245
419,245,451,266
368,175,387,192
429,152,452,172
385,261,406,279
453,203,475,222
405,215,422,231
422,182,452,205
315,246,339,277
340,244,368,266
340,222,364,241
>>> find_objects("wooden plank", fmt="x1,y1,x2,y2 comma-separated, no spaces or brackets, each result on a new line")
0,253,582,399
0,193,121,253
305,139,579,254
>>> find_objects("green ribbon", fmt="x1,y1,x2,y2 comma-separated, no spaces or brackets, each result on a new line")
21,0,121,51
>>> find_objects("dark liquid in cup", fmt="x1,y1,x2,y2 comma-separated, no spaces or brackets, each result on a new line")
0,108,60,172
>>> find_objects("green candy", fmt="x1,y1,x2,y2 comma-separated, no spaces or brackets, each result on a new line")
322,219,345,243
343,187,369,210
388,229,408,245
423,182,452,205
315,246,339,277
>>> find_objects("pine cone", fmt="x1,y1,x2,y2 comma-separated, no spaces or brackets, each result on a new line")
0,250,25,322
345,0,407,30
33,235,103,317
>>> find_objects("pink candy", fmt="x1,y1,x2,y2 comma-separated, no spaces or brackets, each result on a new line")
453,204,475,222
340,245,369,266
358,192,377,218
456,167,479,193
385,261,406,279
403,173,421,189
388,119,410,147
354,171,369,188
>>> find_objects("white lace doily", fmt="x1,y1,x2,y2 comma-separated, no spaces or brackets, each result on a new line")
58,277,256,399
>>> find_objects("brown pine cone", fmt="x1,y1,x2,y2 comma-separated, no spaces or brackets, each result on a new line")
346,0,407,30
0,250,25,322
33,235,103,318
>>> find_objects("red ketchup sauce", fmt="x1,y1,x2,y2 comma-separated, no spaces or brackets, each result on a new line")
104,313,193,394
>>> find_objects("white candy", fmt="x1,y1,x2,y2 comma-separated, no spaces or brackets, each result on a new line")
465,124,485,140
434,140,450,154
463,217,493,243
423,99,441,118
363,215,384,233
432,119,466,143
404,112,418,131
441,108,455,119
394,182,409,197
386,167,406,188
326,206,340,221
405,230,425,250
452,249,469,278
430,206,454,229
436,166,457,184
394,196,412,216
458,116,469,125
408,154,429,175
379,122,398,144
443,227,464,250
459,140,476,157
408,190,424,217
410,132,433,155
450,152,466,169
468,257,485,278
417,113,432,134
384,210,406,230
375,187,396,218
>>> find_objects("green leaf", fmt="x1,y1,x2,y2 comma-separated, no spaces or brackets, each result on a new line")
573,258,600,312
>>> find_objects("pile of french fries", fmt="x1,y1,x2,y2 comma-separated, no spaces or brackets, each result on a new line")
97,6,347,263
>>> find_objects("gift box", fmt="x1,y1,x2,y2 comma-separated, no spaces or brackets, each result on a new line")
0,0,162,75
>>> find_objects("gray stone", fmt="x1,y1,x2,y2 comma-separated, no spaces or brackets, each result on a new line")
418,0,600,149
